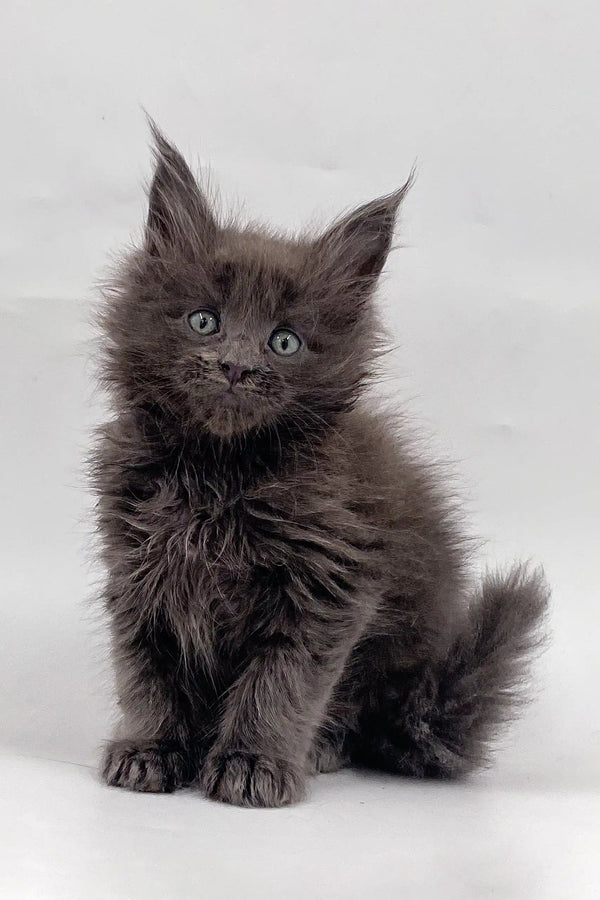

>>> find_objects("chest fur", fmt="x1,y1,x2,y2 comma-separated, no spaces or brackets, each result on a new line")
114,478,288,657
108,457,371,674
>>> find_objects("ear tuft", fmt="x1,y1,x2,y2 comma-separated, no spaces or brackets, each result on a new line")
315,169,415,288
145,118,217,258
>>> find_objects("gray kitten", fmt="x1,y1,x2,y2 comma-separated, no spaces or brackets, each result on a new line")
94,126,548,807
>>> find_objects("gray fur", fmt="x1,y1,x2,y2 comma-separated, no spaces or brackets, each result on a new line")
93,126,549,807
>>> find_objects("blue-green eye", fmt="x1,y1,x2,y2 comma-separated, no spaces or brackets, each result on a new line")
188,309,219,336
268,328,301,357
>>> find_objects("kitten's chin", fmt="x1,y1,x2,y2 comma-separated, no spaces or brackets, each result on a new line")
202,400,269,439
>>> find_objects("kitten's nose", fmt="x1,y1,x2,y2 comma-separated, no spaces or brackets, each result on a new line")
220,361,251,388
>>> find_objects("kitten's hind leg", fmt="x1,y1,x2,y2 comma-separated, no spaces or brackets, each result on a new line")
102,739,195,793
348,665,458,778
307,723,351,775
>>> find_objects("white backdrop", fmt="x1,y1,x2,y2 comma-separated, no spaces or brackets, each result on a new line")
1,2,599,898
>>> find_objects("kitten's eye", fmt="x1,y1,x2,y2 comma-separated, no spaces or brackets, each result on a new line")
268,328,301,357
188,309,220,336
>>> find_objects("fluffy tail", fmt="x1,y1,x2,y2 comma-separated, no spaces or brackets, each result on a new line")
354,564,550,778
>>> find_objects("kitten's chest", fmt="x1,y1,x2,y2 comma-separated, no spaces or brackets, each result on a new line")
134,483,269,614
122,480,278,677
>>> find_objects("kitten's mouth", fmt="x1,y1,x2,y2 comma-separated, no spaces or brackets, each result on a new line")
221,386,245,403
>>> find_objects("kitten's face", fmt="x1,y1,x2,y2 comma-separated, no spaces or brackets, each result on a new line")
129,245,348,439
104,127,411,440
168,258,308,438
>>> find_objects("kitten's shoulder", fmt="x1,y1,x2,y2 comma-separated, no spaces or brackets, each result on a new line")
340,404,412,471
92,410,171,493
338,404,448,520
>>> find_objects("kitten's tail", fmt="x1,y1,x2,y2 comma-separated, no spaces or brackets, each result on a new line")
355,564,550,777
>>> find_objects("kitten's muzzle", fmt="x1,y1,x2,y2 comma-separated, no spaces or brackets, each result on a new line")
220,361,253,389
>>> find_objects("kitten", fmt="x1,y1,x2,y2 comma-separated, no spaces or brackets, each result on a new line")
94,125,548,807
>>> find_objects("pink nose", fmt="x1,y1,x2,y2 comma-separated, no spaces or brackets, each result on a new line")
220,362,251,387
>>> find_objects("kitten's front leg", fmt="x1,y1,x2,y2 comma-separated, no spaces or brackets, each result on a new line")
101,606,198,793
201,588,366,807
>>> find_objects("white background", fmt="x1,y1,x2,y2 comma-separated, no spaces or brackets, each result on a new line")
1,1,599,897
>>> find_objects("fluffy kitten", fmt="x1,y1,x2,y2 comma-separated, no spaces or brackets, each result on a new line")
94,126,548,807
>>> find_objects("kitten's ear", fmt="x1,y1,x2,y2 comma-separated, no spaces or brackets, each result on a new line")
145,123,217,258
314,172,414,292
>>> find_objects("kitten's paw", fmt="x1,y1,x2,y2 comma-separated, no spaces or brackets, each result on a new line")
201,750,305,808
307,740,348,774
101,739,191,793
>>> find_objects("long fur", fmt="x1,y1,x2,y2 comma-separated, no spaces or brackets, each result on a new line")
93,126,549,807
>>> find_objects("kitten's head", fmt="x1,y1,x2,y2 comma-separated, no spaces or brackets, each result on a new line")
103,126,412,440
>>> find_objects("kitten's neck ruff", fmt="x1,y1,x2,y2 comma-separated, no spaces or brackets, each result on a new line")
135,400,340,484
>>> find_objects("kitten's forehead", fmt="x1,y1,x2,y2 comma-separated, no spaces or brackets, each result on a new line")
213,230,306,320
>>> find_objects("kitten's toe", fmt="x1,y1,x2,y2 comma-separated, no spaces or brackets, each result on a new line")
201,750,305,808
101,739,191,793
